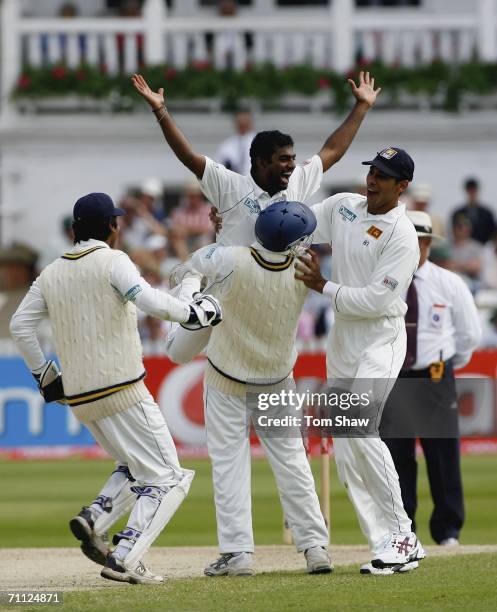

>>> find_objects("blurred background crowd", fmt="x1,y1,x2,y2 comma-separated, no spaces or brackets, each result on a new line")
1,106,497,356
2,0,497,357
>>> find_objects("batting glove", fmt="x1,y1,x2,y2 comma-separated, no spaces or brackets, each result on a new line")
32,360,66,404
181,295,222,330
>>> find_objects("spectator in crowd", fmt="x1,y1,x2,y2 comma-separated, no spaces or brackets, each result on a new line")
449,214,483,291
119,192,166,251
141,315,168,356
480,232,497,291
408,183,445,239
139,177,166,222
143,233,181,279
216,110,255,176
0,243,38,339
38,215,74,271
429,243,453,271
451,178,496,244
168,179,215,257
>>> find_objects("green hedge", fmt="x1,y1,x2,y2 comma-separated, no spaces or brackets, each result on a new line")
13,60,497,112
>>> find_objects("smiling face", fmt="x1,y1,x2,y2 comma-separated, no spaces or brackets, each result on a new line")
366,165,409,215
254,146,296,196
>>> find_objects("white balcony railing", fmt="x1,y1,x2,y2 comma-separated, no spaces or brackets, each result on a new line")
1,0,497,113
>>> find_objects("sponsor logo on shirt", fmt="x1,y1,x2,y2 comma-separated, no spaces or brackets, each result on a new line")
124,284,143,303
379,147,398,159
243,198,261,214
382,276,399,292
367,225,383,239
205,246,217,259
338,205,357,222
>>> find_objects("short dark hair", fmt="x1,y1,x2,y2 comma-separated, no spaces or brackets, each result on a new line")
464,177,479,190
73,216,116,243
250,130,294,167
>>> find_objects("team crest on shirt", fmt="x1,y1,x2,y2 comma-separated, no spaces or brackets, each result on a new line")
338,205,357,222
243,198,261,214
204,245,217,259
379,147,398,159
367,225,383,239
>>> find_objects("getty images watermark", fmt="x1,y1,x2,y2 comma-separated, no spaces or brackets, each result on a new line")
245,375,488,438
256,389,372,429
245,381,381,438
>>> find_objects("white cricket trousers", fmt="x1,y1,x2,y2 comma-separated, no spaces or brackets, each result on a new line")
86,394,184,486
204,384,329,554
327,316,412,554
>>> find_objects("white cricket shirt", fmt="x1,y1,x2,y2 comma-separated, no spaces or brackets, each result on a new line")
200,154,323,246
311,193,420,320
409,260,481,369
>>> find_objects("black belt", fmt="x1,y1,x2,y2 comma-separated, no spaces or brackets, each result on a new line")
207,359,291,387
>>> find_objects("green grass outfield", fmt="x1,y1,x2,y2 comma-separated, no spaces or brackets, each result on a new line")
3,555,495,612
1,455,497,611
1,455,497,547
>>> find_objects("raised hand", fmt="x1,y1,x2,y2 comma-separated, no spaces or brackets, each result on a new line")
131,73,165,110
348,71,381,108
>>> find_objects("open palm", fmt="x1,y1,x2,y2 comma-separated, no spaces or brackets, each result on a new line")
131,74,164,110
348,71,381,107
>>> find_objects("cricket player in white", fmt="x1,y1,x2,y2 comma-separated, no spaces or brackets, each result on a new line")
131,72,381,361
10,193,222,585
188,201,331,576
296,148,424,574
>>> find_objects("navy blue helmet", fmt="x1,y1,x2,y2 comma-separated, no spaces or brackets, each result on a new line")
255,201,317,253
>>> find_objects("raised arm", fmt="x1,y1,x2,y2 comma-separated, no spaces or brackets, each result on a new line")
318,71,381,172
131,74,206,179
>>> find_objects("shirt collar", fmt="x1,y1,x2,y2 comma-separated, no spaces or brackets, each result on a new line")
248,174,266,199
248,174,286,201
250,241,290,261
414,259,432,280
69,238,110,253
362,201,407,224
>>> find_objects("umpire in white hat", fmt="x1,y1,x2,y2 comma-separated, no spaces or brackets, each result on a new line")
381,210,481,546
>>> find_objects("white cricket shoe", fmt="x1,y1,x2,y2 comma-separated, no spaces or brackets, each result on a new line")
440,537,459,546
371,532,420,569
304,546,333,574
360,560,419,575
101,554,164,585
204,552,254,577
416,540,427,560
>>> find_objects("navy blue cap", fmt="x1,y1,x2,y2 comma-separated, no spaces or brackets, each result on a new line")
362,147,414,181
73,193,125,222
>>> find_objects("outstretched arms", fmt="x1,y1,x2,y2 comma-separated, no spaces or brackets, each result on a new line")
318,71,381,172
132,74,206,179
